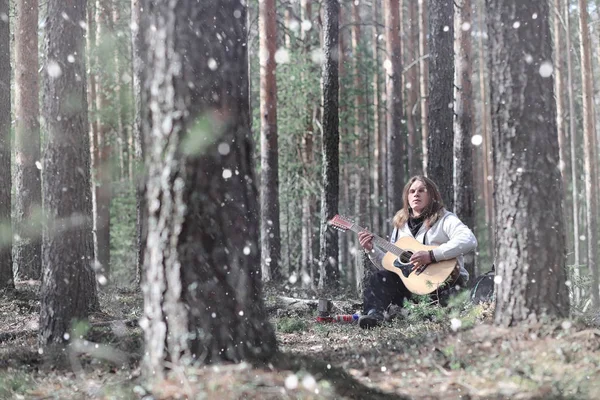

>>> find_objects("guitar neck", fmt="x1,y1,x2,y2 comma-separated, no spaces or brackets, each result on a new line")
347,224,403,257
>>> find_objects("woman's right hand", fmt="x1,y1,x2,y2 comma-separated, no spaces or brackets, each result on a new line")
358,231,374,252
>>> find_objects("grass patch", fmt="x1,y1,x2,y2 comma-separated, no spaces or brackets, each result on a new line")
0,370,34,398
277,317,308,333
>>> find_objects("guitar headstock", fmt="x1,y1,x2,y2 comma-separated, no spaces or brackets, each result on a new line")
328,215,354,232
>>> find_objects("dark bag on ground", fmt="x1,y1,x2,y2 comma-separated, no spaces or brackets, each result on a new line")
470,268,495,304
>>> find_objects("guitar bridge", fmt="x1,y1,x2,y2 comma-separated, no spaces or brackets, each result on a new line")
393,258,414,278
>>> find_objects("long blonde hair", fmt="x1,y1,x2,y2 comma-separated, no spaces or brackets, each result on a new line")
392,176,445,229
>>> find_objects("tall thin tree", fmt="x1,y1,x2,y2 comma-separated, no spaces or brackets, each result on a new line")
418,0,429,175
427,0,454,208
565,0,580,303
259,0,281,282
0,0,11,289
94,0,113,279
453,0,475,280
384,0,404,216
477,0,494,256
319,0,340,290
131,0,145,283
577,0,600,307
40,0,100,345
487,0,569,325
14,0,41,281
371,0,383,235
406,0,420,176
141,0,277,375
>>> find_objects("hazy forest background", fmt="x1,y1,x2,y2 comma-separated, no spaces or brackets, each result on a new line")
0,0,599,398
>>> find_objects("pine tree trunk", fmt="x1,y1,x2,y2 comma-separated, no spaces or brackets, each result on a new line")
113,6,129,182
259,0,281,282
319,0,340,290
141,0,277,376
40,0,99,345
0,0,11,290
406,0,420,177
477,0,494,259
577,0,600,307
14,0,41,282
487,0,570,325
384,0,404,214
427,0,454,209
338,10,351,285
372,0,383,235
94,0,113,279
418,0,429,175
300,0,316,287
351,0,369,294
453,0,475,281
554,0,568,189
87,1,99,277
131,0,145,284
565,0,580,303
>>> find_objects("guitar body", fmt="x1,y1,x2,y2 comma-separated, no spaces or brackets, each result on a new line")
381,236,458,295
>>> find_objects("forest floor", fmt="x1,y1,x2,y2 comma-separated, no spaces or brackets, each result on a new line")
1,282,600,399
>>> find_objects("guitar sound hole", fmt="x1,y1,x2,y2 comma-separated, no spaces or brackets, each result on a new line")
400,251,413,264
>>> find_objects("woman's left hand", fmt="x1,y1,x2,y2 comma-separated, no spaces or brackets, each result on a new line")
409,251,432,274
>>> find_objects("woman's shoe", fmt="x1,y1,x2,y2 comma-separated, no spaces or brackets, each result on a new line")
359,309,384,329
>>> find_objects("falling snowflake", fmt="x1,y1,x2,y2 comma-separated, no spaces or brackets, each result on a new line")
539,62,553,78
218,143,230,155
285,374,299,389
450,318,462,332
301,20,312,32
47,61,62,78
471,134,483,146
461,22,471,31
275,48,290,64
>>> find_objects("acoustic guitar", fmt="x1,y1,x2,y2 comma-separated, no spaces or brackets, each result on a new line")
328,214,459,295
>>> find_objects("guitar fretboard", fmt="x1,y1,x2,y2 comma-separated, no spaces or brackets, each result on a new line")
347,223,406,258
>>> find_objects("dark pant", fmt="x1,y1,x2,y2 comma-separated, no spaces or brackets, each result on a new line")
363,270,411,313
363,270,465,313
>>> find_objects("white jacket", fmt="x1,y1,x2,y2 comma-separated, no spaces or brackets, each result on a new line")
368,210,478,282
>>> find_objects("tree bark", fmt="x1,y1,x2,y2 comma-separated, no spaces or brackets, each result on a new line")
453,0,475,281
319,0,340,290
259,0,281,282
553,0,568,190
113,6,129,182
477,0,494,259
94,0,113,280
141,0,277,376
338,7,351,287
300,0,316,287
565,0,580,303
427,0,454,209
384,0,404,215
131,0,145,284
487,0,570,325
351,0,369,294
14,0,41,282
0,0,11,290
577,0,600,307
372,0,383,235
418,0,429,176
406,0,420,177
40,0,100,345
